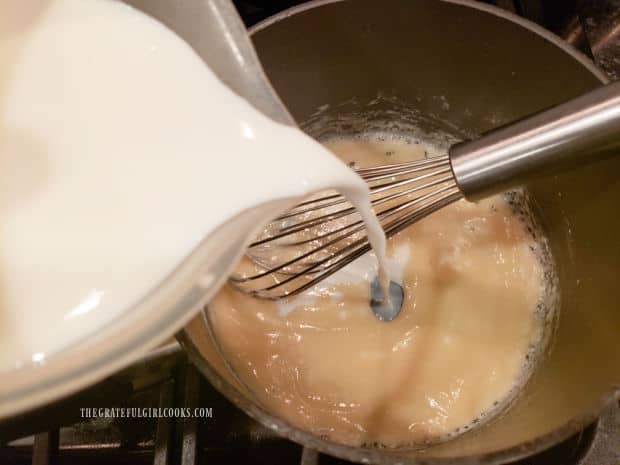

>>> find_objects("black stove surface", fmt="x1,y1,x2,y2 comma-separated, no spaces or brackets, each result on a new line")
1,352,617,465
1,1,619,464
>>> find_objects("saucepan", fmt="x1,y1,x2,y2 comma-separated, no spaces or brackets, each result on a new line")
179,1,620,463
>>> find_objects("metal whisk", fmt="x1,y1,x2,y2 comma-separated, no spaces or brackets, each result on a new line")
230,155,461,299
230,80,620,305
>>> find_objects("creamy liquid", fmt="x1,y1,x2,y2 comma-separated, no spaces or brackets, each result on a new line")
209,138,548,447
0,0,386,372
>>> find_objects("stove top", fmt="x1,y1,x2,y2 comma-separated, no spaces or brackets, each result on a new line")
1,1,619,464
0,344,617,465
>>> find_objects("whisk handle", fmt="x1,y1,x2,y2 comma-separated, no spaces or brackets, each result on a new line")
449,80,620,201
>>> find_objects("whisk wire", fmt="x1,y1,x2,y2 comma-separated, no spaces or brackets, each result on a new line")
231,156,462,299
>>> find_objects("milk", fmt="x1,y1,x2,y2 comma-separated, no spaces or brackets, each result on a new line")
0,0,387,372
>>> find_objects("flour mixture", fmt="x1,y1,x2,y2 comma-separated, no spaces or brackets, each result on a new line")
208,136,553,447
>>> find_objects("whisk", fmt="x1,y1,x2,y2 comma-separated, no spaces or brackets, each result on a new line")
230,80,620,312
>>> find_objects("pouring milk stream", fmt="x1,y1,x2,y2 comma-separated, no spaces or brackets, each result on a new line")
0,0,389,372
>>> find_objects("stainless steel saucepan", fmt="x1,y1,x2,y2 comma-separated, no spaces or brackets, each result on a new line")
180,1,620,464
